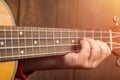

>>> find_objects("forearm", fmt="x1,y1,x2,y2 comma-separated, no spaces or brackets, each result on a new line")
22,55,73,72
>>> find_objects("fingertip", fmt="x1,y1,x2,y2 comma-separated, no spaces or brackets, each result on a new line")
102,42,111,55
83,37,90,40
80,38,88,44
96,40,100,42
85,38,95,42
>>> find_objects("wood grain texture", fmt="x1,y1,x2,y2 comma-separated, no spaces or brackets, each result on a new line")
75,0,120,80
76,0,120,29
5,0,120,80
19,0,57,27
0,1,17,80
5,0,19,24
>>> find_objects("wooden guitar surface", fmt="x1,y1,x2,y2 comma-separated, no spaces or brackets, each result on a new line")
0,0,17,80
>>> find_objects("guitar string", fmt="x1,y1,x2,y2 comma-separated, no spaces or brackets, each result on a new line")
0,27,120,33
0,42,119,49
0,30,120,39
0,28,119,33
0,34,119,49
0,42,114,59
0,44,80,49
0,35,119,48
0,44,119,60
0,42,119,59
1,26,120,35
0,37,113,39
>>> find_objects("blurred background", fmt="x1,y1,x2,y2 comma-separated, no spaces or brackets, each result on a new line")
5,0,120,80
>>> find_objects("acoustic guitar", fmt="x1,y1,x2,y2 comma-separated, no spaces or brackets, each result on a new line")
0,0,120,80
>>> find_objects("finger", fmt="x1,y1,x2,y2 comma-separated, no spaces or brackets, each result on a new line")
77,38,90,61
87,38,101,62
95,41,111,65
102,42,111,55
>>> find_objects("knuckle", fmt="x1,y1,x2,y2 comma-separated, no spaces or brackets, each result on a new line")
96,40,100,42
97,48,101,52
108,50,111,55
102,47,108,54
94,47,101,53
85,48,90,53
104,49,108,54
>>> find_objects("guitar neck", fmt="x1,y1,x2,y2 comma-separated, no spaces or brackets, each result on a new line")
0,26,111,61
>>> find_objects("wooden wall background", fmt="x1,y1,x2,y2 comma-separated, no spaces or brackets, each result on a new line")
5,0,120,80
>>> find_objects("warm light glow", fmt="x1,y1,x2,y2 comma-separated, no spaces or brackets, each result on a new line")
114,0,120,15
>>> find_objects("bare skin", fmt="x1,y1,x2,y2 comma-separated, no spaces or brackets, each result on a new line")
23,38,111,72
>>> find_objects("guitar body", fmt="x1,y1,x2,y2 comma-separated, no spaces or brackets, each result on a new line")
0,0,18,80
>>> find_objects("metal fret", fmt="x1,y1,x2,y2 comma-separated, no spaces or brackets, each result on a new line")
61,28,70,52
68,28,71,52
45,28,48,55
52,28,55,54
39,28,48,54
75,29,79,52
84,29,86,37
69,29,77,52
70,29,76,43
5,27,11,60
100,30,103,41
10,27,14,59
32,27,40,57
38,28,41,56
23,27,27,58
92,30,94,39
54,28,62,53
102,30,110,43
25,27,33,58
17,27,20,59
31,27,34,56
47,28,54,53
109,30,112,50
12,27,19,60
3,27,7,60
60,28,63,53
18,27,26,59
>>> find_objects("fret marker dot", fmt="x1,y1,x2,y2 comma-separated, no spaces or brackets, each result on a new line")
72,40,75,43
19,31,23,35
56,40,59,44
21,50,24,54
0,41,4,46
34,40,38,44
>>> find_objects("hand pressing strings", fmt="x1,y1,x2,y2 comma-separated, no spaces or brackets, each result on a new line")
23,38,111,72
63,38,111,69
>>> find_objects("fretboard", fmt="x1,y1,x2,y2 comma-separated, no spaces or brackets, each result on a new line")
0,26,111,62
